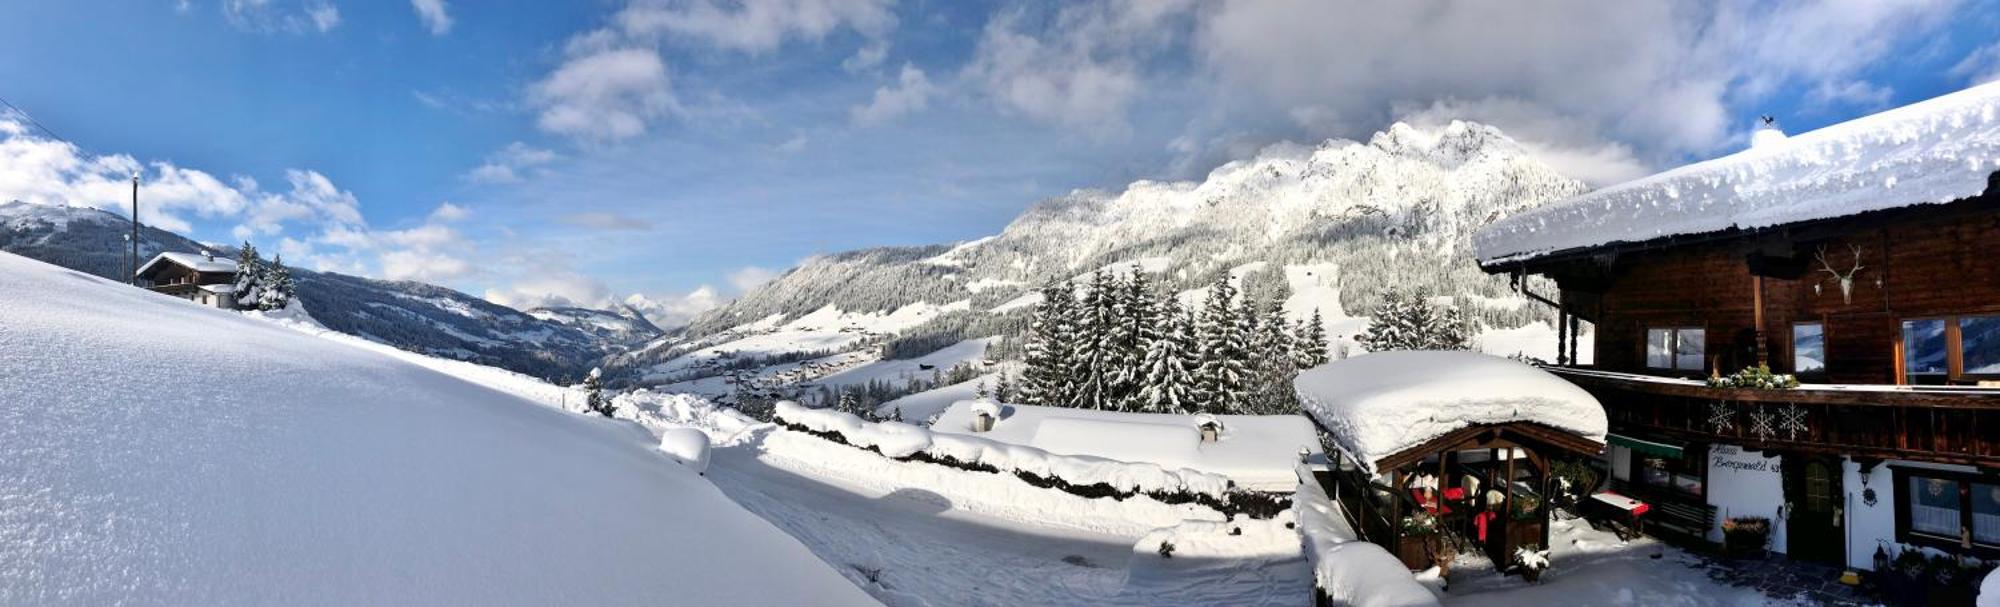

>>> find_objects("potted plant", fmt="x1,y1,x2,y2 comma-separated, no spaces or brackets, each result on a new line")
1513,544,1551,583
1881,544,1931,606
1395,513,1438,569
1720,516,1770,559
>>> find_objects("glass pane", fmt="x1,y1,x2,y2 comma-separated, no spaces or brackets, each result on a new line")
1974,483,2000,545
1641,458,1670,487
1903,319,1949,383
1962,316,2000,375
1908,476,1961,536
1647,329,1671,368
1793,323,1826,377
1805,463,1831,511
1675,329,1705,371
1674,473,1704,497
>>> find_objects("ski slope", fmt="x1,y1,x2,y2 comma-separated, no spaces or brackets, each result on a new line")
0,252,873,605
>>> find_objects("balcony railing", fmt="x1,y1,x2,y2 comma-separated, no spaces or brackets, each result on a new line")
1547,367,2000,465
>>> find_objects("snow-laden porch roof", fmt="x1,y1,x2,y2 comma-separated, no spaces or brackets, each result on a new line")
1294,351,1607,474
1474,80,2000,267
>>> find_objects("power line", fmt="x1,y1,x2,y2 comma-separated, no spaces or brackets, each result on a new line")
0,93,69,145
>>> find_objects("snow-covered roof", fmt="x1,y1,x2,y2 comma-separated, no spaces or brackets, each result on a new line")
930,401,1322,491
1295,351,1606,474
197,283,235,294
1475,80,2000,266
137,251,237,276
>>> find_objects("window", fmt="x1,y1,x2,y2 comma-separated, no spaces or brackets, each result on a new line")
1634,453,1704,498
1901,315,2000,384
1646,327,1706,372
1793,322,1826,381
1909,476,1961,537
1894,468,2000,556
1963,316,2000,377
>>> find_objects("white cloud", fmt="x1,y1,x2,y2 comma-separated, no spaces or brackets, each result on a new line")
410,0,453,35
1189,0,1958,159
842,40,890,73
620,287,724,329
557,211,654,231
466,142,558,183
1951,42,2000,85
726,266,779,292
0,119,249,233
962,3,1187,134
850,64,938,125
613,0,896,54
223,0,341,34
483,264,726,329
531,48,677,142
775,134,810,153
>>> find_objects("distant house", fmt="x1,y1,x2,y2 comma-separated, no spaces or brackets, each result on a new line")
136,251,238,309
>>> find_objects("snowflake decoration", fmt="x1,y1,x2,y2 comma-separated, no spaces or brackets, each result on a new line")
1776,404,1808,440
1707,402,1736,433
1749,409,1777,441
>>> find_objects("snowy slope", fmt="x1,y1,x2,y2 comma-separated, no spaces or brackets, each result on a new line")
0,251,872,605
929,401,1322,492
0,201,616,381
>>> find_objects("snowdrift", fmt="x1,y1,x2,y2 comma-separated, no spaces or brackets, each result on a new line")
0,252,871,605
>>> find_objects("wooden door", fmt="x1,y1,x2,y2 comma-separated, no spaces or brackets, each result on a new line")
1784,456,1845,565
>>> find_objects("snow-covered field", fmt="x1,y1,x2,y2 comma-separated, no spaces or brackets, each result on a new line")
0,252,872,604
929,401,1322,492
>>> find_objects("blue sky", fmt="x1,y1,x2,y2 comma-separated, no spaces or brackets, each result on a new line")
2,0,1997,326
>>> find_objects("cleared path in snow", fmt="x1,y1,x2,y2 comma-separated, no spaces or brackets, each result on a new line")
706,433,1311,606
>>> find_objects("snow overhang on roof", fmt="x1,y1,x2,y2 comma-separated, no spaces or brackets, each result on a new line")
1294,351,1607,474
1474,80,2000,267
137,251,238,276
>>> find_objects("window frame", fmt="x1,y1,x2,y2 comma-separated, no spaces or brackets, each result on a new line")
1627,446,1708,500
1897,314,2000,385
1891,466,2000,558
1645,326,1708,373
1790,321,1828,381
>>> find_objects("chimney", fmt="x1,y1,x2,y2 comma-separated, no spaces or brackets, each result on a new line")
203,249,215,262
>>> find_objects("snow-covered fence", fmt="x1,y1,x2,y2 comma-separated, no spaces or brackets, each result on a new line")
1293,466,1439,607
774,402,1291,519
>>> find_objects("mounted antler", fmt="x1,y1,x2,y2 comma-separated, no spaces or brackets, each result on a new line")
1814,244,1865,304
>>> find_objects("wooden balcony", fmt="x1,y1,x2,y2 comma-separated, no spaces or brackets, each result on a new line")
1547,367,2000,466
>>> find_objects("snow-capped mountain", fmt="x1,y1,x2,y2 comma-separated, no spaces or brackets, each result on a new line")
528,305,666,348
623,120,1586,391
0,200,622,381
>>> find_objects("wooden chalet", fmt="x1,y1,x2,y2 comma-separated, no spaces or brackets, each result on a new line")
1473,82,2000,571
136,251,239,309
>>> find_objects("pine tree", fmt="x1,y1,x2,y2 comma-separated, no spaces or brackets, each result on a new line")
1019,282,1078,406
232,242,266,309
1195,274,1249,413
1072,270,1119,410
836,392,863,416
1243,296,1302,414
993,373,1012,402
1138,297,1198,413
583,367,613,417
258,254,296,311
1293,308,1330,369
1111,265,1157,410
1356,288,1472,352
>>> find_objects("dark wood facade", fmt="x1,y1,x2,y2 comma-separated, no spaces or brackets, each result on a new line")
1506,196,2000,386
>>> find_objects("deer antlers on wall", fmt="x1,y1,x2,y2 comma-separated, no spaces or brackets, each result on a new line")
1814,244,1866,304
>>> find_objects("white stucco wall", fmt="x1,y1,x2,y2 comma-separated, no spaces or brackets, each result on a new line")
1843,458,1981,571
1608,445,1631,482
1706,444,1788,552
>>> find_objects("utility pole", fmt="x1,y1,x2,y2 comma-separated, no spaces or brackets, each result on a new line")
129,173,140,285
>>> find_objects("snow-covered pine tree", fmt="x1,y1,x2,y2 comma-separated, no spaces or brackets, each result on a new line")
1356,288,1472,351
1138,296,1198,413
232,242,266,309
836,392,862,416
583,367,613,417
1018,282,1078,406
1242,295,1302,414
1293,308,1330,369
257,254,296,311
1111,265,1157,411
993,373,1011,403
1071,270,1119,410
975,380,990,399
1195,274,1249,414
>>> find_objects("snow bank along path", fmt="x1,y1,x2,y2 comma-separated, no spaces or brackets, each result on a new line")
1477,80,2000,265
1295,351,1606,474
0,252,872,605
930,400,1323,492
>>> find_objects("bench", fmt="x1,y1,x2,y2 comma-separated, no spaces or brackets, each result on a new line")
1648,500,1718,542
